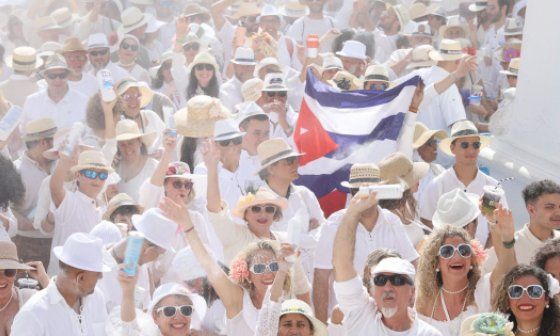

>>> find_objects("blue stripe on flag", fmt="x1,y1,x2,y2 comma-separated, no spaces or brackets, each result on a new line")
295,164,353,198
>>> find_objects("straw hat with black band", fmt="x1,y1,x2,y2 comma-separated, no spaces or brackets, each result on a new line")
102,192,143,221
379,152,429,189
40,53,73,76
61,37,87,54
439,120,491,156
6,46,43,72
341,163,382,189
413,122,447,149
429,39,466,62
115,119,157,148
256,138,303,174
499,57,520,77
23,117,58,142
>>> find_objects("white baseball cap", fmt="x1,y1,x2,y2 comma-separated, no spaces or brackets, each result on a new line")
372,257,416,280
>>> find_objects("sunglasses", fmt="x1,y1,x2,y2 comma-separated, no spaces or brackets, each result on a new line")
1,269,16,277
250,205,277,214
121,42,139,51
266,91,287,98
507,284,545,300
89,49,109,57
438,244,473,259
46,72,68,80
218,137,242,147
250,261,279,274
80,169,109,181
366,83,388,91
156,305,193,318
458,141,481,150
183,43,200,52
194,63,214,71
122,93,141,101
172,180,193,190
373,274,412,287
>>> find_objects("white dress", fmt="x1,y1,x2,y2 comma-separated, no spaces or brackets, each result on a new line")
226,290,259,336
117,158,158,202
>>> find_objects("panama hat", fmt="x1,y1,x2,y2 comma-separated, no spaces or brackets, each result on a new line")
468,0,488,12
341,163,382,189
53,232,111,272
115,119,156,148
379,152,429,189
115,78,154,108
60,37,86,53
236,101,268,125
131,208,177,252
86,33,110,50
336,40,367,60
499,57,520,76
406,45,437,70
253,57,280,77
40,53,73,76
230,2,261,20
0,241,33,270
429,39,466,62
175,95,231,138
182,3,211,20
503,17,524,37
6,46,43,72
439,120,491,156
409,3,428,22
439,15,467,39
23,117,57,141
256,138,303,172
213,118,246,142
322,53,343,70
231,47,257,66
364,64,390,83
432,188,480,229
50,7,78,29
188,51,219,72
280,300,328,336
118,7,151,35
102,192,143,221
70,150,114,174
413,122,447,149
262,73,289,92
460,313,514,336
232,187,288,218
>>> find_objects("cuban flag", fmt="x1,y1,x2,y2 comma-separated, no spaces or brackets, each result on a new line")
294,70,420,217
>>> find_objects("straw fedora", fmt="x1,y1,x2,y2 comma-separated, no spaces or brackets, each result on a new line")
460,313,514,336
439,120,491,156
115,78,154,108
253,57,280,77
118,7,151,35
40,53,72,75
50,7,78,29
503,17,524,37
256,138,303,172
409,3,428,22
432,188,480,229
262,73,289,92
0,241,33,270
468,0,488,12
23,117,57,141
240,78,264,103
391,5,410,34
231,187,288,218
322,54,343,70
34,16,62,32
231,2,261,20
499,57,520,76
182,3,211,20
406,45,437,70
280,300,328,336
213,118,246,142
236,101,268,125
115,119,157,148
378,152,429,189
53,232,111,272
439,15,467,39
60,37,86,53
413,122,447,149
86,33,110,50
6,46,43,72
70,150,114,174
103,192,143,220
131,208,177,251
364,64,390,83
231,47,257,66
429,39,466,62
328,71,362,91
279,1,309,18
336,40,367,60
340,163,382,189
175,95,231,138
188,51,219,72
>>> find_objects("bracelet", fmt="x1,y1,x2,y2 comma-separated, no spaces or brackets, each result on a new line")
409,106,418,113
502,238,515,249
183,226,195,234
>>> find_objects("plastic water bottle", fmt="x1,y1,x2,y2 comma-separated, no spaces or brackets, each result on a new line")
61,122,85,156
123,232,145,276
97,69,116,102
306,34,319,58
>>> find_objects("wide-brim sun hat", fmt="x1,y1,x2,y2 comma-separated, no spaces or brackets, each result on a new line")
174,95,231,138
429,39,466,62
378,152,430,189
115,119,157,148
280,299,328,336
0,241,34,270
256,138,303,173
439,120,491,156
432,188,481,230
6,46,44,72
115,78,154,108
70,149,114,174
102,192,143,221
413,122,447,149
341,163,382,189
231,187,288,218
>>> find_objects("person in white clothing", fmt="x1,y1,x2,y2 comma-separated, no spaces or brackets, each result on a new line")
60,37,98,99
286,0,337,46
0,155,25,241
332,192,441,336
413,122,447,203
11,232,110,335
115,35,150,84
219,47,257,113
257,74,298,142
335,40,368,78
86,33,129,82
373,5,409,64
0,46,41,107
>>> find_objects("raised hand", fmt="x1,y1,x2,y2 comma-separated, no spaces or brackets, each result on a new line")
159,196,193,231
454,55,478,79
277,243,297,273
162,129,177,153
347,191,378,217
409,81,425,112
26,261,50,288
493,204,515,242
117,267,139,294
201,139,221,168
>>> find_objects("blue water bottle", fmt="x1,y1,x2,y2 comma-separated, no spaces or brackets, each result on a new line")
123,232,145,276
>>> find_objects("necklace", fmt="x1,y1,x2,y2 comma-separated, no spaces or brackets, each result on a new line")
442,283,469,294
517,326,540,334
0,289,14,312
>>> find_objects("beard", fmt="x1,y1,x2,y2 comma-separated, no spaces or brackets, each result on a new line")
380,306,398,318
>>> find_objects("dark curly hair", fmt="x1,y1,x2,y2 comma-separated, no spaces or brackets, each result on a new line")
0,156,25,210
85,94,123,132
492,264,560,336
522,180,560,206
532,239,560,272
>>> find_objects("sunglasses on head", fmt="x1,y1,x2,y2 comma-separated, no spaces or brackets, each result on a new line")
80,169,109,181
438,243,472,259
457,141,481,150
183,43,200,52
250,261,279,274
507,284,545,300
194,63,214,71
266,91,287,98
121,42,139,51
1,269,16,277
89,49,109,57
172,180,193,190
156,305,193,318
46,72,68,80
373,274,412,287
218,137,242,147
250,205,277,214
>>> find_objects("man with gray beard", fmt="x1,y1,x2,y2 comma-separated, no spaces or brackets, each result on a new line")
332,192,442,335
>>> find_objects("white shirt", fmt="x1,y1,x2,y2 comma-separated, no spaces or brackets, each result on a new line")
194,162,245,210
219,76,243,114
0,207,17,241
334,276,442,336
68,72,98,99
21,88,88,131
286,16,337,45
11,280,108,336
89,62,130,84
117,158,158,202
419,167,508,244
374,29,399,64
236,150,264,191
415,162,445,204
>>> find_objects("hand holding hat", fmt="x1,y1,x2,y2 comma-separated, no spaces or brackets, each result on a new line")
347,191,378,217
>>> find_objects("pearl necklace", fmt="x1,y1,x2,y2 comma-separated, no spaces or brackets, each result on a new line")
517,326,540,334
441,283,469,294
0,289,14,312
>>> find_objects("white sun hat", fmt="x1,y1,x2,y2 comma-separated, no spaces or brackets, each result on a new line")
432,188,481,229
131,208,177,252
213,118,246,142
53,232,111,272
336,40,367,60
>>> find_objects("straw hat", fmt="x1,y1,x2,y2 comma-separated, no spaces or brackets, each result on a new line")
118,7,151,35
432,188,480,229
341,163,381,189
328,71,362,91
37,41,62,59
439,120,491,156
231,47,257,66
413,122,447,149
240,78,264,103
322,53,343,70
6,46,43,72
391,5,410,33
231,187,288,218
253,57,280,77
468,0,488,12
460,313,514,336
280,300,328,336
50,7,78,29
182,3,211,20
364,64,390,83
131,208,177,251
61,37,86,53
115,119,156,148
279,1,308,18
406,45,437,70
175,95,231,138
429,39,466,62
439,15,467,39
262,73,289,92
336,40,367,60
70,150,114,174
40,53,72,75
214,118,246,141
409,3,428,22
256,138,303,172
53,232,111,272
188,51,219,72
115,78,154,108
499,57,520,76
23,117,57,141
236,101,268,125
378,152,429,189
34,16,62,32
0,241,33,270
102,192,143,221
503,17,524,37
231,2,261,20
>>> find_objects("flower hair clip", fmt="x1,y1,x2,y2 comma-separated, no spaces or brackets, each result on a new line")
230,257,250,283
470,239,487,264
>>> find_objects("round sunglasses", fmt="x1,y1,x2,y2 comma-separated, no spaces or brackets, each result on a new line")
80,169,109,181
1,269,16,277
507,284,545,300
121,42,139,51
156,305,193,318
438,244,473,259
373,274,412,287
194,64,214,71
250,261,279,274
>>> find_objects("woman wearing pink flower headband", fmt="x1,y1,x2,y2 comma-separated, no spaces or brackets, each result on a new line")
415,204,518,336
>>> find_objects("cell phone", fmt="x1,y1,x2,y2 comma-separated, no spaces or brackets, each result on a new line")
357,184,404,200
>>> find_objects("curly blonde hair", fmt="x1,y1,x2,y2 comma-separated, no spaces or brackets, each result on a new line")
415,225,481,315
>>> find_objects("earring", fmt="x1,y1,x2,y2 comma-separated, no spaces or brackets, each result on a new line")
470,266,473,270
436,268,440,272
546,304,550,309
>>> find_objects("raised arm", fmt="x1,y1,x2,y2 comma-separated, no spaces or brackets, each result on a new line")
118,268,140,323
333,193,377,282
202,140,223,213
433,56,477,95
488,204,517,289
150,131,177,187
101,93,117,140
211,0,236,31
50,150,77,208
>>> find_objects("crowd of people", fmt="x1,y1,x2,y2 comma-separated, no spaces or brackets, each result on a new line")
0,0,559,335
